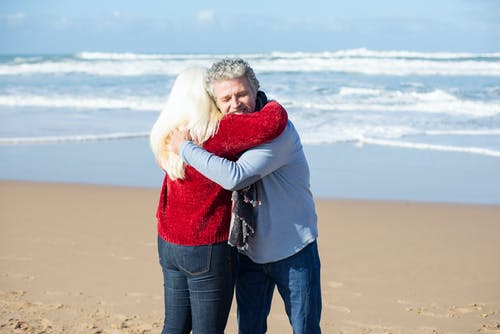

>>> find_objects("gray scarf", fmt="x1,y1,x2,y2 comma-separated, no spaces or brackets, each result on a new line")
228,183,261,250
227,91,267,250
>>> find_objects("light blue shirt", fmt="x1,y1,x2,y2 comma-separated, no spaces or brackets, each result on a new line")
180,121,318,263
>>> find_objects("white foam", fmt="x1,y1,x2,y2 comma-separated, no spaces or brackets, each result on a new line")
76,51,267,61
4,88,498,118
2,50,500,76
270,49,500,60
284,88,500,117
426,129,500,136
0,94,163,111
0,59,207,76
294,118,500,156
252,57,500,76
297,124,418,145
298,126,500,158
358,138,500,158
77,52,173,60
0,132,149,145
78,49,500,61
338,87,381,96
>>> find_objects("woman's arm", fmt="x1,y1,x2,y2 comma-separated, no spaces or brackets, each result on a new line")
203,101,288,159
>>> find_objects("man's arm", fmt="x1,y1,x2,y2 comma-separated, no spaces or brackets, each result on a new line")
174,126,291,191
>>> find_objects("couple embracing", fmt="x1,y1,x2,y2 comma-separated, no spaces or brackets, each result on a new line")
150,58,321,334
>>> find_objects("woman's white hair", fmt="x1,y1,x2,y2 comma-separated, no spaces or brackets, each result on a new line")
150,67,221,180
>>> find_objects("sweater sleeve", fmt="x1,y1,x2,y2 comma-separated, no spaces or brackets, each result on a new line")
202,100,288,159
180,123,292,191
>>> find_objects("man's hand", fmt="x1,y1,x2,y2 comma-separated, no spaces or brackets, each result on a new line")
168,129,192,154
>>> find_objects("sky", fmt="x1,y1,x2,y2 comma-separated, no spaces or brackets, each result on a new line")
0,0,499,54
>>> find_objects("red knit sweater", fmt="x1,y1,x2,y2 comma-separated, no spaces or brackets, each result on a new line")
156,101,288,246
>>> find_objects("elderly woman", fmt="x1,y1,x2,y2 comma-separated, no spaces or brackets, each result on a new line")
150,65,287,334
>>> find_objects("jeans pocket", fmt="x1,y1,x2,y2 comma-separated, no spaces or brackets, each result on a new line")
175,244,212,276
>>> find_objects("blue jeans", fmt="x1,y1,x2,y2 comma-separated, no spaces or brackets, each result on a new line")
158,236,236,334
236,240,322,334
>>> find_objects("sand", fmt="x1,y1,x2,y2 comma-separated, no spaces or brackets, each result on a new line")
1,180,499,333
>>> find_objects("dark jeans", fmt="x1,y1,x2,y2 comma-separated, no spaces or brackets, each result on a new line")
236,240,322,334
158,236,236,334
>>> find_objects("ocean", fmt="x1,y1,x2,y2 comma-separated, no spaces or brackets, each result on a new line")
1,50,499,203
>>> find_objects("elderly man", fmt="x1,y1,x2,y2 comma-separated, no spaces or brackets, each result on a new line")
171,58,322,334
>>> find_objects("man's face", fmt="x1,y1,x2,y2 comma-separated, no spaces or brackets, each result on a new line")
213,76,256,115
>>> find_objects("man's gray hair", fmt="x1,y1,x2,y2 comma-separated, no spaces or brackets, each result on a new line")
205,58,260,98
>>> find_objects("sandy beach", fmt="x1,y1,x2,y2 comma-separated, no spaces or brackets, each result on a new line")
1,180,499,333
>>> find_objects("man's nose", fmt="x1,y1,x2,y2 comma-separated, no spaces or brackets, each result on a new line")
230,96,240,107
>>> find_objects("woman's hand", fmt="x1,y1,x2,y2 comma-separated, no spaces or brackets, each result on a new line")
168,129,192,154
